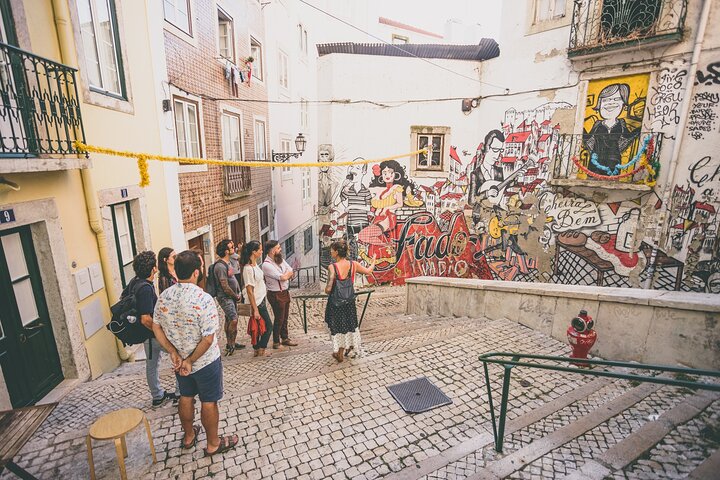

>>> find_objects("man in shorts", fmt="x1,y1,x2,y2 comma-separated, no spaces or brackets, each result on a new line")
214,239,244,355
153,250,238,456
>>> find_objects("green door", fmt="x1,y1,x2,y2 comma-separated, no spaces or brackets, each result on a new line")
0,227,63,407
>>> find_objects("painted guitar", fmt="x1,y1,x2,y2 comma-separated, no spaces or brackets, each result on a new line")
477,160,537,205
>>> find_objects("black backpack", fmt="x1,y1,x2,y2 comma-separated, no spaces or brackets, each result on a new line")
107,278,154,346
205,261,220,297
329,262,356,307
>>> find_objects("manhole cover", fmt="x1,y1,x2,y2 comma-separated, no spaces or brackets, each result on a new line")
387,377,453,413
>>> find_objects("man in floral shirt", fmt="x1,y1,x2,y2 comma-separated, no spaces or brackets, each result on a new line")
153,251,238,456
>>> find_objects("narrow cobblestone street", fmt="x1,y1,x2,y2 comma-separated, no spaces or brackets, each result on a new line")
2,286,717,480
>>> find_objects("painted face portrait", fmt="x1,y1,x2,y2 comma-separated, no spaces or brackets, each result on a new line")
598,91,625,121
381,166,397,183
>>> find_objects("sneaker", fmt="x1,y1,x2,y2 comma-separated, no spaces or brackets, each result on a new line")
152,391,176,407
225,345,235,356
234,343,246,350
281,339,298,347
272,343,285,350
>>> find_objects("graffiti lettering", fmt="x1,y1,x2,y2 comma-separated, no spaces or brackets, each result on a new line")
650,68,686,128
695,61,720,86
688,156,720,188
687,91,720,140
538,191,601,232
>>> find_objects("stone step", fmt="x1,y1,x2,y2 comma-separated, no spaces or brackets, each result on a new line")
559,391,719,479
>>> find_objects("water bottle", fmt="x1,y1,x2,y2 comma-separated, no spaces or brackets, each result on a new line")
127,315,137,324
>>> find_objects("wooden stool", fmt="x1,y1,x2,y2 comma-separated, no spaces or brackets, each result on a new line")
86,408,156,480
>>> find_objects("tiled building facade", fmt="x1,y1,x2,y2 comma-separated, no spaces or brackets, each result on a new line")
164,0,273,262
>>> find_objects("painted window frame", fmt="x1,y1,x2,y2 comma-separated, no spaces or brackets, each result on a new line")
163,0,191,35
303,225,313,254
392,33,409,44
280,134,292,180
110,201,137,288
75,0,126,99
217,6,234,61
254,118,267,161
278,49,289,90
221,109,243,162
258,201,271,246
410,125,450,178
527,0,572,34
172,91,207,173
284,234,295,258
250,36,263,81
300,98,308,129
301,168,311,204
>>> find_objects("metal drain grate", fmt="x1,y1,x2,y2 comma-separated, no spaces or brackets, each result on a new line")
387,377,453,414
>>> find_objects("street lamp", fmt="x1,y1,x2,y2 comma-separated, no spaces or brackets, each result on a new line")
271,133,307,162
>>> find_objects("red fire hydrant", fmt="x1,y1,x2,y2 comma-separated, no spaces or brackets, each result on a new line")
567,309,597,367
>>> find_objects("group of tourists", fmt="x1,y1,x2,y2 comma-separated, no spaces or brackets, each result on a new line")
121,236,375,456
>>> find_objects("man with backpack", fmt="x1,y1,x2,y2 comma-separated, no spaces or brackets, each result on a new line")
130,251,179,406
206,240,245,356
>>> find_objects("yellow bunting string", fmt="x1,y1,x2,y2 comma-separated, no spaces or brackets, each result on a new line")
137,154,150,187
74,141,426,168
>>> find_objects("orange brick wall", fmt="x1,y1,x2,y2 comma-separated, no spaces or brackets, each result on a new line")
165,0,273,247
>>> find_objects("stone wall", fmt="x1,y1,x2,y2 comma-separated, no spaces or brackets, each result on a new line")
406,276,720,370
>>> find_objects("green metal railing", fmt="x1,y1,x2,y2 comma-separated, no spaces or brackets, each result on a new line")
568,0,687,57
0,42,85,156
291,266,318,289
294,289,375,333
480,352,720,452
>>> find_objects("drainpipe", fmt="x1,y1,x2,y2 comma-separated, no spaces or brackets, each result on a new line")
50,0,132,361
644,0,712,289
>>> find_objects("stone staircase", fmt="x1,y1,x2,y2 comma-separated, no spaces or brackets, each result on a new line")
389,361,719,480
3,284,718,479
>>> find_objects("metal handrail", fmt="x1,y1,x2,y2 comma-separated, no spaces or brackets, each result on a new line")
291,266,317,289
294,289,375,333
479,352,720,453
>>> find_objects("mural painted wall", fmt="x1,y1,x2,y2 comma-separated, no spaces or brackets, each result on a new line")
318,60,720,292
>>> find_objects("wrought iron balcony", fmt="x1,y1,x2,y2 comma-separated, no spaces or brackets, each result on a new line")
552,131,663,188
0,42,85,156
568,0,688,57
223,165,252,196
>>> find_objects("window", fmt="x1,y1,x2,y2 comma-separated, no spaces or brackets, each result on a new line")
217,8,234,60
163,0,190,34
411,126,450,175
284,235,295,258
417,134,444,171
76,0,124,96
280,136,292,177
300,98,308,128
278,51,289,89
111,202,137,288
221,112,241,161
259,203,270,246
254,119,266,160
174,97,201,158
302,168,311,203
535,0,566,22
392,34,409,44
304,226,313,254
250,37,263,80
298,24,308,54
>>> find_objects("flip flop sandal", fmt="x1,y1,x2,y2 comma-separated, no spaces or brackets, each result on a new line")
204,434,239,457
180,425,202,449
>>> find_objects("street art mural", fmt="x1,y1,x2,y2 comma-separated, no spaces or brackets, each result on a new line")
317,63,720,291
581,74,649,179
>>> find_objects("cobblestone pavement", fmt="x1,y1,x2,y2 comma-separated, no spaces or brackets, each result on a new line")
2,285,717,480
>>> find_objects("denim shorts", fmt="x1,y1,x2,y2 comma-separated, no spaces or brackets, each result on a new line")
217,297,238,321
176,357,223,403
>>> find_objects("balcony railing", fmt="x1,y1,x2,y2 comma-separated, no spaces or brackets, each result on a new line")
223,165,252,196
568,0,688,57
552,132,663,187
0,42,85,156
